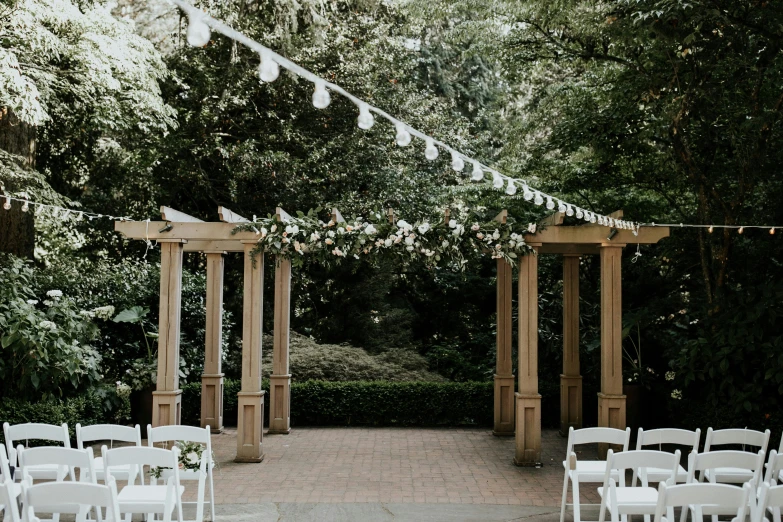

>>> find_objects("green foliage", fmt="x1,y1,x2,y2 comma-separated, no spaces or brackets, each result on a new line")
0,386,131,444
181,379,492,427
0,255,104,399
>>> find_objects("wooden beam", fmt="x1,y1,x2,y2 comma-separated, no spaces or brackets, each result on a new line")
218,206,249,223
529,225,669,245
608,210,624,219
184,241,245,253
331,208,345,223
276,207,292,223
538,212,565,227
160,206,203,222
117,221,250,241
494,209,507,224
537,244,600,255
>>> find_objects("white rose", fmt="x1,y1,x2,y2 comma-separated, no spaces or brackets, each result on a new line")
384,238,393,247
270,224,277,232
285,224,299,235
452,225,464,236
396,220,409,229
417,223,430,234
492,229,500,240
325,238,334,245
404,236,415,246
442,240,449,248
448,219,457,229
310,232,320,242
471,223,480,231
406,245,414,252
365,224,377,235
527,223,537,234
27,299,38,305
327,230,335,238
46,290,63,298
260,227,268,237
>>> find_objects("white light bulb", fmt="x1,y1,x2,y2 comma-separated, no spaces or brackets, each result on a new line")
258,50,279,83
451,152,465,172
358,103,374,130
522,184,533,201
425,139,439,160
708,225,713,233
395,123,411,147
583,211,590,222
546,197,555,210
738,226,744,234
187,12,211,47
21,201,29,212
505,178,517,195
534,192,544,206
492,172,504,189
558,201,567,213
770,227,776,235
576,208,583,219
471,162,483,181
566,205,574,217
312,80,331,109
3,198,10,210
590,214,597,224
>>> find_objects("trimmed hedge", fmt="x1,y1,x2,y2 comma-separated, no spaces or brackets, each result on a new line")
181,379,493,428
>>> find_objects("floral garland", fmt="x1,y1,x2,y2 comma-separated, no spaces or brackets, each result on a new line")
232,209,538,269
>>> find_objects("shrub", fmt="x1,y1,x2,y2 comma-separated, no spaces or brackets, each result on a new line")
181,379,492,427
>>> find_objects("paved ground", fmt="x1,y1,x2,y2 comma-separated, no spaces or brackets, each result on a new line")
184,427,602,521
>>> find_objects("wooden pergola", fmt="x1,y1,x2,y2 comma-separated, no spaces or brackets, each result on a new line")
115,207,668,464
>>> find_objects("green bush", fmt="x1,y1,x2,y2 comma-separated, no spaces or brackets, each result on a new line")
181,379,492,427
0,387,131,444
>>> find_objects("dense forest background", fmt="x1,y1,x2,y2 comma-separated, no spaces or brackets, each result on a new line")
1,0,782,431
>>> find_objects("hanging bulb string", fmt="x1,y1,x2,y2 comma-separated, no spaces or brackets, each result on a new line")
641,222,780,233
167,0,639,231
0,194,133,222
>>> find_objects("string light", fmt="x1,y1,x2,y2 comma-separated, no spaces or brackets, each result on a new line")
312,79,330,109
566,204,574,217
395,123,411,147
0,194,133,222
557,201,566,214
770,227,776,235
522,184,534,201
708,226,713,233
575,208,583,219
424,138,439,160
738,226,744,234
546,197,555,210
534,192,544,206
357,103,375,130
186,11,211,47
450,152,464,172
505,178,517,196
471,162,483,181
258,49,279,83
3,197,10,210
492,171,504,189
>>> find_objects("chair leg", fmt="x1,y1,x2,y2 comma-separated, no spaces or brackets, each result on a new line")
196,476,206,522
572,480,581,522
773,506,781,522
560,472,570,522
208,470,215,522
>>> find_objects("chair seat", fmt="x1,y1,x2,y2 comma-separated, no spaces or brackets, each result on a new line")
704,467,755,484
564,460,621,483
117,484,184,511
641,464,688,483
597,486,659,512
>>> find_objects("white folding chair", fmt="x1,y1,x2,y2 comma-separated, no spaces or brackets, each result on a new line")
765,451,783,486
147,424,214,522
635,428,700,484
653,482,752,522
0,477,21,522
76,424,142,482
560,426,632,522
2,423,71,481
0,446,21,522
103,445,183,522
703,428,771,484
598,449,680,522
24,479,122,522
689,450,766,487
756,482,783,522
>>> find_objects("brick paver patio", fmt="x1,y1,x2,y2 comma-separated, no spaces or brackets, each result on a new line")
199,427,601,507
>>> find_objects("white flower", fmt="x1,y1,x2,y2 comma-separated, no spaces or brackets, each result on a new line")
665,371,676,381
425,249,435,257
337,228,346,235
452,225,464,236
26,299,38,305
442,240,449,248
448,219,457,229
38,320,57,330
270,224,277,233
509,241,516,248
477,233,485,240
43,300,53,307
294,241,303,254
327,230,336,238
310,232,320,242
527,223,537,234
492,229,500,240
384,238,393,247
285,224,299,235
511,233,519,240
260,227,268,238
46,290,63,298
396,219,410,229
325,238,334,245
80,310,96,318
92,305,115,320
406,245,414,252
471,223,480,231
282,237,290,244
417,223,430,234
671,389,682,400
404,236,415,246
365,224,377,235
345,225,353,232
331,247,343,257
394,236,402,244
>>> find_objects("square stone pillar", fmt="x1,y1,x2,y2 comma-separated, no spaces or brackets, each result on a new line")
268,256,292,435
153,240,186,427
560,255,582,435
235,242,265,463
514,246,542,466
598,245,626,456
201,252,225,433
494,258,515,436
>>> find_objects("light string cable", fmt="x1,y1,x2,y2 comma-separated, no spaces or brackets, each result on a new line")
1,193,134,222
169,0,639,233
641,222,780,235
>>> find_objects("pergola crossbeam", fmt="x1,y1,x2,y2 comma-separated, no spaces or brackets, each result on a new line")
219,206,249,223
160,206,203,222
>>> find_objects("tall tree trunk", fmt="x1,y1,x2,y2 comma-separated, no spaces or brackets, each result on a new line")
0,107,36,259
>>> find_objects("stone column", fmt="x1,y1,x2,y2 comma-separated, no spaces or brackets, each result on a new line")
152,240,186,427
514,245,542,466
201,252,225,433
494,258,515,436
598,245,626,455
235,242,265,462
268,256,292,434
560,255,583,435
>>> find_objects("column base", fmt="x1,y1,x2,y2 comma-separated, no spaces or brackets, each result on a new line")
597,392,627,457
152,390,182,427
559,374,583,436
201,373,224,433
235,391,265,463
267,374,292,435
513,392,542,466
493,374,515,436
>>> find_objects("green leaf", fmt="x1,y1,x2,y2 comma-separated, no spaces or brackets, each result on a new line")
113,306,149,324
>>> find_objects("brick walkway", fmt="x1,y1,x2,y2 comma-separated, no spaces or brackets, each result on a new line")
201,428,601,507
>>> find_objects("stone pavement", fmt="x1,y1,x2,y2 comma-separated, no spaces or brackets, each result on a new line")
189,427,602,521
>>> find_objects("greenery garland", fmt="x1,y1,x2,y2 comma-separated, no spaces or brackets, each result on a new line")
232,209,537,269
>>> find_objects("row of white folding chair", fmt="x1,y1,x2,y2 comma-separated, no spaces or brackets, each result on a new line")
0,447,21,522
653,482,754,522
2,424,71,482
76,424,143,483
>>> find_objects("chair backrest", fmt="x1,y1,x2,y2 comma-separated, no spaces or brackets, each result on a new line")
0,445,13,482
103,445,180,486
3,422,70,466
18,446,95,482
566,426,631,455
606,449,681,487
76,424,142,449
24,479,121,521
636,428,700,451
764,450,783,484
0,478,21,522
688,450,766,485
704,428,770,453
654,482,751,522
758,482,783,522
147,424,211,446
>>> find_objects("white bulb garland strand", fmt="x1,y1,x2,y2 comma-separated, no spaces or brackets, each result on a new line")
0,194,133,222
167,0,640,231
640,222,781,235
